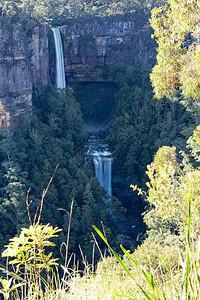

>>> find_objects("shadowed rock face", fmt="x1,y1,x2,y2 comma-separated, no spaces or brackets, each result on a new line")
58,14,155,84
0,25,49,130
0,12,155,130
54,13,155,123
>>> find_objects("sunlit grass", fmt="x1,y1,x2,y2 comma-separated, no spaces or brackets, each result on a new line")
1,218,200,299
1,166,200,299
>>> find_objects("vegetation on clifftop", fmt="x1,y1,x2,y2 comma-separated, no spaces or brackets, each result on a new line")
0,0,165,27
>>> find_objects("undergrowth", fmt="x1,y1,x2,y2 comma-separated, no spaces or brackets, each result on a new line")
1,165,200,299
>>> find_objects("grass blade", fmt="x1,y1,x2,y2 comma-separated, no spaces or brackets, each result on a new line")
92,225,134,280
120,245,138,265
93,225,157,300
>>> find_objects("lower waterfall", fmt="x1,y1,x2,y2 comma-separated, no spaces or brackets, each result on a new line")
93,151,113,197
86,135,113,198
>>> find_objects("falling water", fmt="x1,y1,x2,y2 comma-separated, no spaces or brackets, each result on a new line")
86,136,113,197
93,151,113,197
52,28,66,89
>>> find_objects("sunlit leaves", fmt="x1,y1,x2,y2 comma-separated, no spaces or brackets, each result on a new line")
2,224,62,272
150,0,200,99
142,145,200,240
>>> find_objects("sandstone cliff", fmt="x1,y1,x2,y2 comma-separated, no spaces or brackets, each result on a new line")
0,13,155,129
0,25,49,130
54,14,155,121
58,14,155,84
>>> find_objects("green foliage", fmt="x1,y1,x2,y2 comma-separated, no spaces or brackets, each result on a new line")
186,125,200,163
150,0,200,100
0,161,28,232
107,65,195,187
92,216,200,299
0,83,120,267
1,223,61,299
2,224,61,271
0,0,166,27
131,142,200,245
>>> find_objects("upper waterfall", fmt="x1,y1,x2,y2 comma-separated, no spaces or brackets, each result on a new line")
52,28,66,89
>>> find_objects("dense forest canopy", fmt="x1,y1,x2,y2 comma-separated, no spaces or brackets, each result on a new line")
0,0,165,26
0,85,123,266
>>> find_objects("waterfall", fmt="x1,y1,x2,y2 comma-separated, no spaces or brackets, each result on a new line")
52,28,66,89
93,151,113,197
86,135,113,198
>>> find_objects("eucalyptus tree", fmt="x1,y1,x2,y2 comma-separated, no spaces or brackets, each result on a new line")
150,0,200,101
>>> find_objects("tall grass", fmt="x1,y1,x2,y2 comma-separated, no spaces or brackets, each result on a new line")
1,176,200,299
91,182,200,300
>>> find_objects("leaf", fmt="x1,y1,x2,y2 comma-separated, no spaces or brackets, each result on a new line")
92,225,134,280
120,245,138,265
93,225,157,300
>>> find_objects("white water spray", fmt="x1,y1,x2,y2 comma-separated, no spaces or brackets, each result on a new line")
86,136,113,198
52,28,66,89
93,151,113,197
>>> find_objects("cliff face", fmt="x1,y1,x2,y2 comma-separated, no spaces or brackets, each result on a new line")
0,13,155,129
0,25,49,130
55,14,155,121
59,14,155,84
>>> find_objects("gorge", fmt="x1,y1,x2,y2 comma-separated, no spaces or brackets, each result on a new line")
48,14,155,207
52,26,113,197
0,8,170,259
1,2,200,298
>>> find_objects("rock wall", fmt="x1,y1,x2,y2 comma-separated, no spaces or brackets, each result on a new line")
0,13,155,129
58,14,155,84
0,25,49,130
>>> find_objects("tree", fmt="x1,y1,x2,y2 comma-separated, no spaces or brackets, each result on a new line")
150,0,200,100
135,142,200,244
0,161,29,244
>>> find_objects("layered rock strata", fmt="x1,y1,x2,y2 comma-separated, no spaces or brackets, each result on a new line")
58,14,154,84
0,25,49,130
